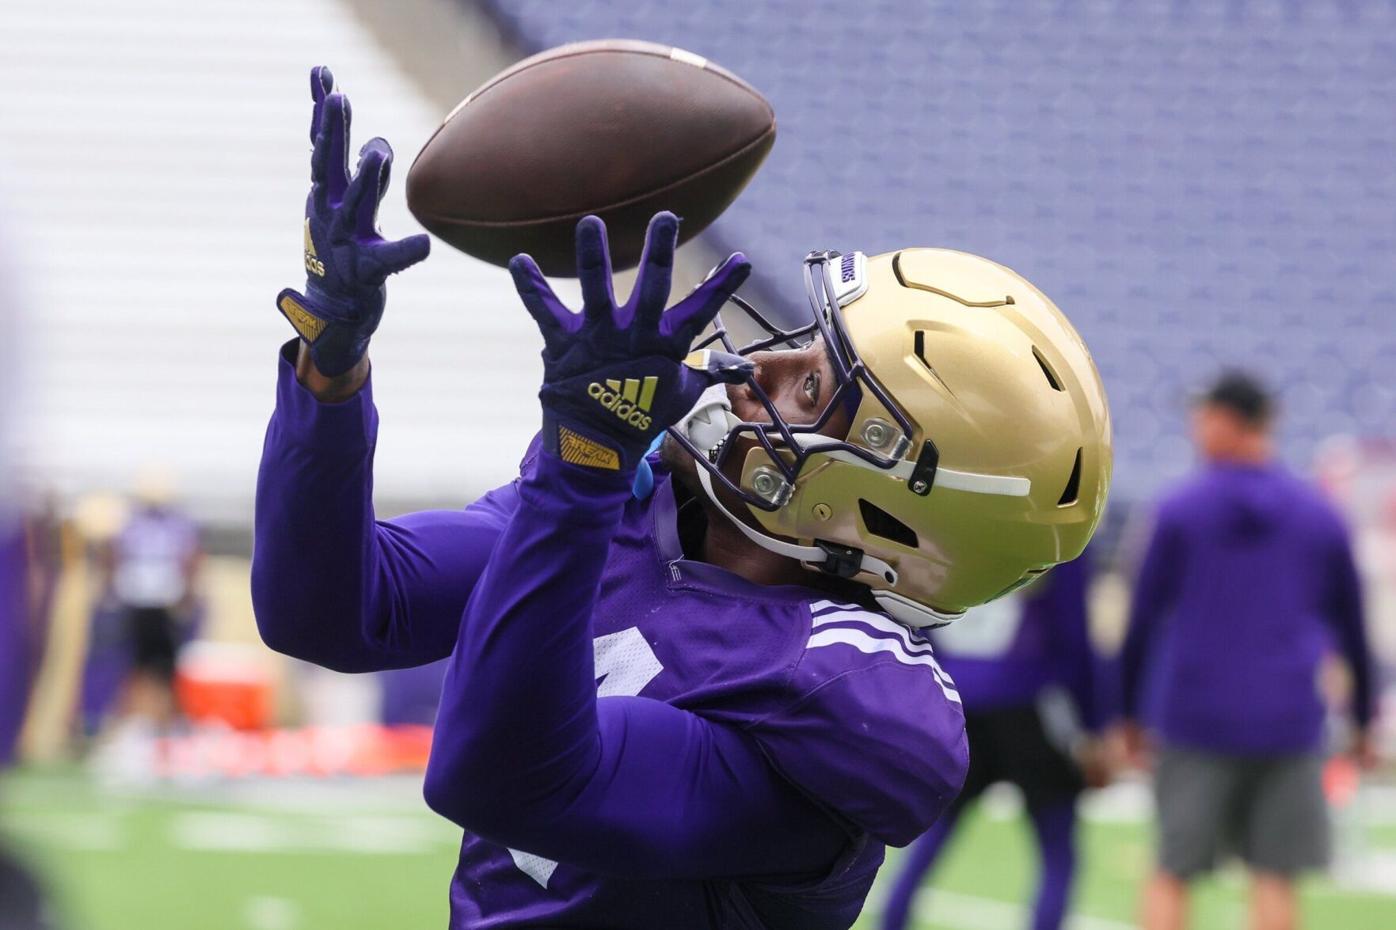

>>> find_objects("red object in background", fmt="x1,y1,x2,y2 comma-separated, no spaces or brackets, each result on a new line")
174,641,273,730
157,724,434,779
1324,754,1360,808
175,671,273,731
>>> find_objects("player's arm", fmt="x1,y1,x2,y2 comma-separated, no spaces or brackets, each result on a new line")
1321,515,1377,756
1118,508,1183,743
424,215,847,879
252,339,522,671
1046,554,1108,730
253,68,501,673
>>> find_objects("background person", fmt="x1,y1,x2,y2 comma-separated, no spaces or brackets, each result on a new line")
881,554,1115,930
1120,370,1376,930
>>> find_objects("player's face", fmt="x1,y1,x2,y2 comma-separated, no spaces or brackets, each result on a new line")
1192,403,1250,460
725,336,844,429
663,335,850,495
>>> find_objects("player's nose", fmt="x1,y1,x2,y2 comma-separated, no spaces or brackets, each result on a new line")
727,349,801,417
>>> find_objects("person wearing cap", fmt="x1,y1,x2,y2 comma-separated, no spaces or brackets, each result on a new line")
1121,371,1376,930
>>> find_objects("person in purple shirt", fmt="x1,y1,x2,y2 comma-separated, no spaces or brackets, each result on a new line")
881,555,1112,930
252,68,1110,929
0,228,61,930
0,523,26,770
1121,371,1376,930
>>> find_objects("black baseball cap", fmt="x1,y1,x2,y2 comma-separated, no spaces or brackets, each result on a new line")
1198,370,1274,425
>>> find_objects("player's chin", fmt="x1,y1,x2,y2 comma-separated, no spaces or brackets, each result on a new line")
660,433,748,511
659,433,699,488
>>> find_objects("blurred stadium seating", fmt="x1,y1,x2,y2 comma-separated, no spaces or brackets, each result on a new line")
482,0,1396,502
0,0,550,522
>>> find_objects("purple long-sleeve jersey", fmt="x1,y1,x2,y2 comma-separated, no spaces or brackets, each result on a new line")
928,556,1108,730
1122,462,1374,755
252,343,967,929
0,524,26,767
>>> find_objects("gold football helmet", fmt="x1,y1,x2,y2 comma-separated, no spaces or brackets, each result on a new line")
672,248,1111,627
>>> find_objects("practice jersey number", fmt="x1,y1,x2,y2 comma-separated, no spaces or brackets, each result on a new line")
507,627,665,888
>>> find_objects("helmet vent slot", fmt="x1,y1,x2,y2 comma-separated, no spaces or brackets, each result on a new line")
912,331,953,393
1058,449,1083,506
858,499,919,549
1033,347,1064,391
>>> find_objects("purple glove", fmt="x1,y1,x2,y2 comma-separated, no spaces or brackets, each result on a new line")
276,66,430,377
509,212,752,472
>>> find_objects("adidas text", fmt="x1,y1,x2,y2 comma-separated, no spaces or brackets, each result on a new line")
588,381,654,431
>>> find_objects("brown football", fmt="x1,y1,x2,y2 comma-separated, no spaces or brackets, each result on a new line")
406,39,776,277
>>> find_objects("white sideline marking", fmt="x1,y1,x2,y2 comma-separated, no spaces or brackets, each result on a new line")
168,811,450,854
244,896,299,930
2,812,123,850
909,889,1138,930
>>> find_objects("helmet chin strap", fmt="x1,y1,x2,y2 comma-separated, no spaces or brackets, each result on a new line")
692,465,897,583
694,466,963,628
678,381,900,584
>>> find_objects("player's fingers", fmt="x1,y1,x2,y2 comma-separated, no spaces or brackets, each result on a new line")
346,137,393,238
661,252,751,344
573,216,615,319
364,234,431,282
630,211,679,327
687,349,755,386
312,93,352,208
308,66,336,143
509,254,575,340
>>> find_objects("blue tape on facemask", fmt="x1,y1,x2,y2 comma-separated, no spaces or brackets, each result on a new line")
630,434,668,500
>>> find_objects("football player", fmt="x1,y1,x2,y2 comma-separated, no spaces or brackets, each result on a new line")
881,554,1114,930
252,68,1110,929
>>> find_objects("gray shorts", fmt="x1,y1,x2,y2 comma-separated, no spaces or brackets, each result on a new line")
1155,746,1330,878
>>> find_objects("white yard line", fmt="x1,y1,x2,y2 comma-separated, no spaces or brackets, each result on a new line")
168,810,456,854
243,896,300,930
907,889,1138,930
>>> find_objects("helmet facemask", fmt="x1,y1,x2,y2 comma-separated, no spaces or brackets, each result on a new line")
671,251,911,510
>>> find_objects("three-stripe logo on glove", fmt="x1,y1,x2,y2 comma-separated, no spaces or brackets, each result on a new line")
588,376,658,430
303,219,326,277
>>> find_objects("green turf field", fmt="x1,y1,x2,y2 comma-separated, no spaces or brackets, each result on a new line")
4,768,1394,930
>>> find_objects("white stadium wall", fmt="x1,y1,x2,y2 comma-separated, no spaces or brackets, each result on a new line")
0,0,720,526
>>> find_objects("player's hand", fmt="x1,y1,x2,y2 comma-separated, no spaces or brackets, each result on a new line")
1076,735,1120,789
1118,720,1153,771
1352,728,1381,771
276,65,430,377
510,212,752,472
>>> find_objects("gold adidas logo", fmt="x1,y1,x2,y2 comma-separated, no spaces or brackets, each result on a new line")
304,218,326,277
588,376,657,430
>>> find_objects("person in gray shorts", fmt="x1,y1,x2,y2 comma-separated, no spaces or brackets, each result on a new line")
1119,372,1377,930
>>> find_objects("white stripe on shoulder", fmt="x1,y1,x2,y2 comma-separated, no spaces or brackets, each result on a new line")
812,609,934,650
806,601,959,692
807,628,961,703
809,599,864,616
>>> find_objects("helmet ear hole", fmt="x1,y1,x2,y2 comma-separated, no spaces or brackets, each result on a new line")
858,499,919,548
1057,448,1083,506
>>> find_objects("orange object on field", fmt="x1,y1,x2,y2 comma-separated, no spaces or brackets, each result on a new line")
175,641,274,730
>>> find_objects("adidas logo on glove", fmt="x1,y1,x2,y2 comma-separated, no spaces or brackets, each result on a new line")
588,377,657,430
303,219,326,278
